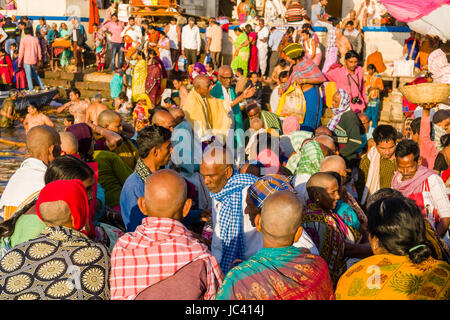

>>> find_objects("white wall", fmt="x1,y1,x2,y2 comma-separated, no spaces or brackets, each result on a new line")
364,31,409,62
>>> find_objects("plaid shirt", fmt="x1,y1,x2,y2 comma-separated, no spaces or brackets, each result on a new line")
110,217,223,300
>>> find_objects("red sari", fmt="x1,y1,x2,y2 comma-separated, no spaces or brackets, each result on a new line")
248,31,258,73
0,55,13,85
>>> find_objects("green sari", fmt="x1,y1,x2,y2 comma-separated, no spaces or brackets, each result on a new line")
58,29,72,68
231,32,250,77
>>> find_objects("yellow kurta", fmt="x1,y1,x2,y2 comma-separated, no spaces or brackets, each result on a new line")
182,89,232,142
335,254,450,300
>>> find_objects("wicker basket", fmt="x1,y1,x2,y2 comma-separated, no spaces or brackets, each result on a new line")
399,83,450,104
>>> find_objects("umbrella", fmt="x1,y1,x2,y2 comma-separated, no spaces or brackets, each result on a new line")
379,0,450,41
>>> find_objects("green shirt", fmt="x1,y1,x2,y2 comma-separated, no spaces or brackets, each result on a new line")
10,214,47,248
357,154,397,199
93,150,133,208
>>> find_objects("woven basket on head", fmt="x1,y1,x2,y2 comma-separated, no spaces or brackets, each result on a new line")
399,83,450,105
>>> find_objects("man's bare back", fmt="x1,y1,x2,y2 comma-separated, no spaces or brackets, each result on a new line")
86,102,109,125
68,100,89,124
24,113,54,133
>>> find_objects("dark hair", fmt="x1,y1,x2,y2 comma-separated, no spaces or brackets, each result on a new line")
287,26,295,34
234,27,242,33
279,71,289,81
346,20,354,27
395,139,420,162
93,22,98,27
244,24,252,33
373,125,397,145
170,17,177,22
236,68,244,75
136,125,172,159
302,23,312,30
159,31,166,38
27,103,37,110
207,61,215,69
366,188,403,210
44,155,94,184
248,71,258,78
118,92,128,100
441,133,450,148
410,117,421,135
329,17,340,27
345,50,359,60
69,87,81,97
0,156,95,239
279,59,288,67
65,114,75,123
24,27,33,35
367,64,377,72
367,197,433,264
128,16,135,21
18,21,26,27
432,109,450,125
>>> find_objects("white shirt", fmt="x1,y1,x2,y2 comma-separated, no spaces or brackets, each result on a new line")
270,84,281,113
256,26,269,48
0,158,47,218
181,25,201,51
221,85,236,130
120,25,142,44
211,185,319,264
166,23,179,49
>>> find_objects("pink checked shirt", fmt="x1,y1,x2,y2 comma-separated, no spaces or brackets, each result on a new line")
102,20,124,44
325,65,368,113
110,217,223,300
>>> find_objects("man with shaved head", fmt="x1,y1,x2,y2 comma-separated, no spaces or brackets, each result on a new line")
59,131,79,156
315,125,332,137
216,190,335,300
303,172,372,286
111,169,223,300
183,74,233,143
0,125,61,220
210,65,256,151
85,93,109,125
120,125,172,232
200,146,259,273
151,109,176,132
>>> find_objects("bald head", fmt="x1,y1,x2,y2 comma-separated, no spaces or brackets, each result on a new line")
260,191,303,246
143,169,188,220
200,147,234,193
59,131,78,155
307,172,337,190
168,107,185,126
315,126,332,137
26,125,61,165
98,110,120,128
39,200,72,227
202,146,233,167
218,65,233,76
315,135,335,151
152,110,175,131
320,155,346,174
193,75,211,97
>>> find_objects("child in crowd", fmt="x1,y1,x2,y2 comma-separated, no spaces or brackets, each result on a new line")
132,96,150,132
172,75,189,108
206,62,218,83
63,114,75,128
93,23,107,73
12,49,26,90
245,72,263,105
365,64,384,129
9,43,17,60
163,97,176,109
23,103,55,133
110,68,124,102
115,92,132,114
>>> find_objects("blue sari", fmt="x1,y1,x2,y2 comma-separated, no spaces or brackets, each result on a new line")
301,85,323,133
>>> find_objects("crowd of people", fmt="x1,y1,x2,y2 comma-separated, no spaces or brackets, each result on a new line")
0,0,449,301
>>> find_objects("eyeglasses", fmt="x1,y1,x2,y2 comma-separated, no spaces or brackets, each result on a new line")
220,75,234,80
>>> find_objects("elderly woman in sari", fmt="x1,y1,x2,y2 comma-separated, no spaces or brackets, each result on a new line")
327,89,362,166
131,51,147,103
281,43,326,133
336,196,450,300
303,172,372,287
231,27,250,77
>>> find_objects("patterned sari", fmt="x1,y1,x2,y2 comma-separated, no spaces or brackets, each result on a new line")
215,246,335,300
131,59,147,102
336,254,450,300
302,202,361,286
0,226,110,300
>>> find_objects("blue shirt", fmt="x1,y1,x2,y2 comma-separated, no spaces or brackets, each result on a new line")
268,29,284,51
335,200,360,231
120,172,146,232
